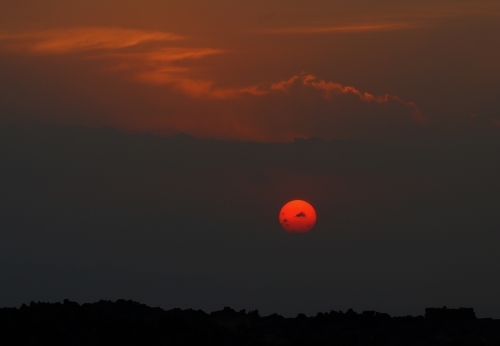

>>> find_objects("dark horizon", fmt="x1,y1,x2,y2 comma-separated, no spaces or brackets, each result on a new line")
1,299,497,345
4,298,482,319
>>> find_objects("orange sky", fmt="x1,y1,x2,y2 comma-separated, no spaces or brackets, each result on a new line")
2,1,500,317
0,0,499,142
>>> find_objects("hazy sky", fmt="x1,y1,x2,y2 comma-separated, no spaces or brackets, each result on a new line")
1,1,500,317
1,0,499,141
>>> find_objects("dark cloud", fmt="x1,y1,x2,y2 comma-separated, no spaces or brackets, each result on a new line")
295,212,306,217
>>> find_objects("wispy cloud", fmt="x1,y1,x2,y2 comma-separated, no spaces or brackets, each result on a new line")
0,26,428,138
269,74,427,125
0,27,271,100
0,27,183,53
261,22,424,35
260,1,500,36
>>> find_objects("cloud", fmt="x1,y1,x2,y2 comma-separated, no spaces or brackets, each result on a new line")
0,27,269,100
261,22,424,35
258,1,500,37
0,27,183,53
264,73,432,134
146,73,428,142
271,74,420,109
0,27,433,142
250,73,428,141
0,27,428,108
298,74,426,125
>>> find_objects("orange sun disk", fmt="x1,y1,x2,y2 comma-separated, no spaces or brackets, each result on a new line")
279,200,317,233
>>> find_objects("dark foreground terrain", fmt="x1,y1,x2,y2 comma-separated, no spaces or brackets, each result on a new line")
1,300,498,345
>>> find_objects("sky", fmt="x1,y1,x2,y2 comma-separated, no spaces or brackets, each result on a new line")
1,0,500,317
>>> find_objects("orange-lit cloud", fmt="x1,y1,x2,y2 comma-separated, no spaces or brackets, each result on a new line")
269,74,425,124
235,73,429,142
0,26,430,141
0,27,268,100
120,48,268,99
0,27,183,53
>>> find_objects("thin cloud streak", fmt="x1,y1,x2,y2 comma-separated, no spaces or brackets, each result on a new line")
0,27,184,53
260,1,500,36
260,22,424,35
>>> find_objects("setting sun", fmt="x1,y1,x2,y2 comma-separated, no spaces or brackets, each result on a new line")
279,200,317,233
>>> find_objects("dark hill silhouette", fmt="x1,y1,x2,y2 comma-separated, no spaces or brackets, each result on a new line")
1,300,499,345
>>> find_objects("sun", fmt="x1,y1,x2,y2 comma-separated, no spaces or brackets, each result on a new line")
279,200,317,233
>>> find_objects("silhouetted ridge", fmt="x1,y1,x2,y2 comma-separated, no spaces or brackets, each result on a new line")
1,300,499,345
